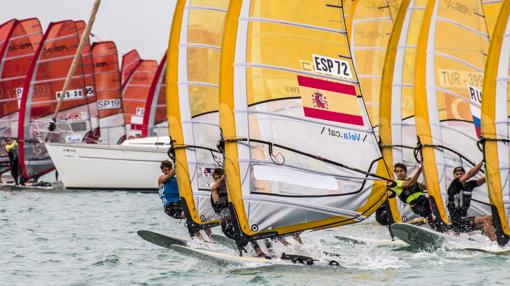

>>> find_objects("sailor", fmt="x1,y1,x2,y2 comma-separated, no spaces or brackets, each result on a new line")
158,160,184,219
210,168,269,258
5,138,20,185
388,163,432,221
447,163,496,241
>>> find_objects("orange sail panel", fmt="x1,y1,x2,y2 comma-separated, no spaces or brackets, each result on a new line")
120,49,141,88
75,21,97,130
121,59,157,138
18,20,93,179
91,41,125,144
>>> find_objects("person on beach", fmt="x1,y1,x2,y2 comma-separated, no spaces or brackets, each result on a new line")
447,163,496,241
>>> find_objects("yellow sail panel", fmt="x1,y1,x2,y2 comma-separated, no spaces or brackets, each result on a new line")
378,0,427,223
221,0,388,239
482,0,503,38
347,0,402,127
481,1,510,241
166,0,230,234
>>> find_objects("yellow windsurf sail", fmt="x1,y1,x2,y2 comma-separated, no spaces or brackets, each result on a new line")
414,0,491,225
219,0,391,243
480,1,510,245
378,0,428,223
166,0,230,236
345,0,405,225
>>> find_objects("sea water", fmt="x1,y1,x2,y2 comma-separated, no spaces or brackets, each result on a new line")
1,189,509,286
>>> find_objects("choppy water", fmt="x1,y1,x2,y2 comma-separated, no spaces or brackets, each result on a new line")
1,189,509,286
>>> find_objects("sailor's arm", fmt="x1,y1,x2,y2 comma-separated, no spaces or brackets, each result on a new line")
158,169,176,185
476,176,486,186
460,161,483,183
402,165,422,188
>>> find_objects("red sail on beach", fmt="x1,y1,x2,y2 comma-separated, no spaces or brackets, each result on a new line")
0,18,43,174
120,49,141,88
121,58,157,138
18,20,93,179
91,41,125,144
141,53,166,137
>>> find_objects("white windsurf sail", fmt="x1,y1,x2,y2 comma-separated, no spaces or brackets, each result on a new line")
166,0,230,236
414,0,492,225
219,0,392,243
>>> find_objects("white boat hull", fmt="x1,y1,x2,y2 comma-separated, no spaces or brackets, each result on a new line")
45,138,169,191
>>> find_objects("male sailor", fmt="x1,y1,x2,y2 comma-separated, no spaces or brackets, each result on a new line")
158,160,213,240
210,168,269,258
5,138,20,185
388,163,432,221
158,160,184,219
447,163,496,241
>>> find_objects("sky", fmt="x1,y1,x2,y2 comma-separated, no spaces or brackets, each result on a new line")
0,0,176,63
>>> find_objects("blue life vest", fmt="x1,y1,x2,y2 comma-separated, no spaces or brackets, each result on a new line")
159,177,179,206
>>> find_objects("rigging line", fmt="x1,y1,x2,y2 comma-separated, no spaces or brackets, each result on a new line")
418,143,480,169
225,137,394,183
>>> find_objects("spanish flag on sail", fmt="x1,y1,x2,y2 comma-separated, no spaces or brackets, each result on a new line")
297,75,363,126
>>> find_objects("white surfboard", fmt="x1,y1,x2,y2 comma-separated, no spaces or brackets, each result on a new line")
170,244,276,266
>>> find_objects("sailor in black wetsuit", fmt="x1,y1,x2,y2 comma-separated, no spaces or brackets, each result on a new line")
447,163,495,241
210,168,269,258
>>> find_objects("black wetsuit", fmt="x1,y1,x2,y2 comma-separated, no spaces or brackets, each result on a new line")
211,184,229,218
447,178,479,232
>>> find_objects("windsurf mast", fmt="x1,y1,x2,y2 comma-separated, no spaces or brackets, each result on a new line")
52,0,101,123
219,0,392,247
480,1,510,246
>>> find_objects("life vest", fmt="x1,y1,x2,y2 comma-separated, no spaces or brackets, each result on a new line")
211,183,228,214
447,179,477,220
390,179,424,205
159,177,179,206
